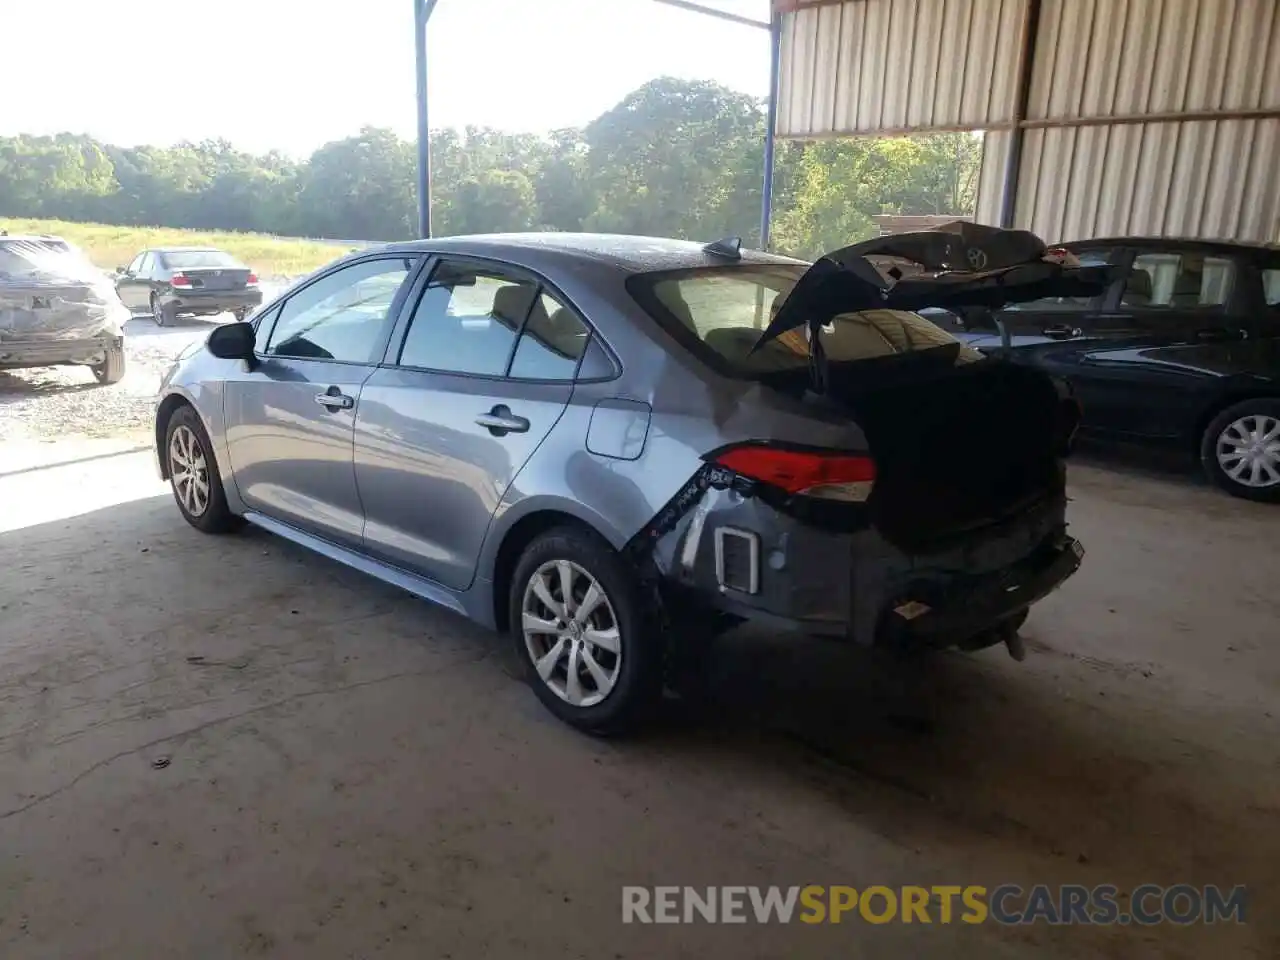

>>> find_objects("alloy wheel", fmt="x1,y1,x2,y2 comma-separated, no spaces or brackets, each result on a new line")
169,424,211,517
1216,414,1280,488
521,559,622,707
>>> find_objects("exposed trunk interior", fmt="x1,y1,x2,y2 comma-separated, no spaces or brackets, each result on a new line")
821,351,1066,550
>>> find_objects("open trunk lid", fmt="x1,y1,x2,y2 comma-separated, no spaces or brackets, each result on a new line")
753,222,1111,548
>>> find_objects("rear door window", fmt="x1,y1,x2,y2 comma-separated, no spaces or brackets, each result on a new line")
398,261,538,376
507,292,592,380
1262,268,1280,310
1128,251,1235,309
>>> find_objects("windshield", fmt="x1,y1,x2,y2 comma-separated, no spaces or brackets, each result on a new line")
160,250,240,270
627,264,982,377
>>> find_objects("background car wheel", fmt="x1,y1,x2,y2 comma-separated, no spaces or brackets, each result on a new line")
150,294,167,326
90,344,126,385
509,527,662,736
233,308,248,322
1201,399,1280,503
164,405,242,533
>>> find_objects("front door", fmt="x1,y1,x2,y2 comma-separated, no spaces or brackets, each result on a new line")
355,257,595,590
116,252,149,311
222,255,420,548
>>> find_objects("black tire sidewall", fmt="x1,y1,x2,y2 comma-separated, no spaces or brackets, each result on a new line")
508,528,662,735
152,295,165,326
165,405,239,532
1200,398,1280,503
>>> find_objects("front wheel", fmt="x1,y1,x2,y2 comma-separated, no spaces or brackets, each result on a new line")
164,405,242,533
509,528,662,736
1201,399,1280,503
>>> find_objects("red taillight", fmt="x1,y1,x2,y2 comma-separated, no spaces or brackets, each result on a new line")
171,271,192,287
712,444,876,501
246,272,259,286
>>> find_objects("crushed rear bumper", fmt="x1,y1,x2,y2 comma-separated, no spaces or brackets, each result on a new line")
634,467,1080,650
0,334,121,369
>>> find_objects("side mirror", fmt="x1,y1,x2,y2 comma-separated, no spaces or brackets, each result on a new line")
207,321,256,363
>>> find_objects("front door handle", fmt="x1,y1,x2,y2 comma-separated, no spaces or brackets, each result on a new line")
475,404,529,435
1042,323,1082,340
314,387,354,410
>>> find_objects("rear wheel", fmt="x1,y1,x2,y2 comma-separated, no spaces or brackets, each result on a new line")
1201,399,1280,502
90,343,126,384
150,294,168,326
164,405,241,533
510,528,662,735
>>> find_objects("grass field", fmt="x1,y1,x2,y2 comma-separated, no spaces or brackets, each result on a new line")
0,217,361,277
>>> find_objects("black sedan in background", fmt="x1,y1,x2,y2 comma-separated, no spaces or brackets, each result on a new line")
116,247,262,326
930,237,1280,501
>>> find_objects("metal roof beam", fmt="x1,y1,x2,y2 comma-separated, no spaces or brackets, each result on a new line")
651,0,771,30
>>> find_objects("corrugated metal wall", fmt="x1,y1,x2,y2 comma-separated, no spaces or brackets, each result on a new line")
776,0,1029,137
780,0,1280,243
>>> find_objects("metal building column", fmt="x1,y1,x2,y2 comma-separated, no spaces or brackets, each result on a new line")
1000,0,1041,229
414,0,439,238
761,12,782,250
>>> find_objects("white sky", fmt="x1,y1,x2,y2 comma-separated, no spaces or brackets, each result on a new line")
4,0,772,156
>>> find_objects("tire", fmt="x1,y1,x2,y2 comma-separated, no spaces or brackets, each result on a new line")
233,308,248,322
1200,398,1280,503
509,527,663,736
164,404,242,533
90,343,126,384
151,294,167,326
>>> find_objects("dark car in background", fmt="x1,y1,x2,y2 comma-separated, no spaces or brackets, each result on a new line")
116,247,262,326
929,237,1280,501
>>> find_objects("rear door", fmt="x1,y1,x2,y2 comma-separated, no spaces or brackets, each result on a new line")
222,255,421,548
355,257,597,590
1072,246,1248,439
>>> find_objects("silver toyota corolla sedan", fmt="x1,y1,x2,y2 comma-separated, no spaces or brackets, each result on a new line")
155,230,1094,734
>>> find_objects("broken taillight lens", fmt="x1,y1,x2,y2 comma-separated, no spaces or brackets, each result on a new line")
711,443,876,502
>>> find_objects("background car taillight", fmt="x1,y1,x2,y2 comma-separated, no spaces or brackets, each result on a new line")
246,272,259,286
171,272,192,287
711,443,876,502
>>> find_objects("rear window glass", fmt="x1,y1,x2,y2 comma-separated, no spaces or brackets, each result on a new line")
1263,268,1280,307
160,250,240,270
628,265,981,377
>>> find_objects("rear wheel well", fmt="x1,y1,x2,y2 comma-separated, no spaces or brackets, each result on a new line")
154,394,192,478
1193,391,1280,459
490,511,609,632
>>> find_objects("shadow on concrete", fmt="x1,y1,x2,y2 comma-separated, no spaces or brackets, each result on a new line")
1,492,1273,958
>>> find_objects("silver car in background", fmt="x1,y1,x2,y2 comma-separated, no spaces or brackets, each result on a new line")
154,231,1091,734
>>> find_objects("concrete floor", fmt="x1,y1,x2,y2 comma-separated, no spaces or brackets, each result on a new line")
0,446,1276,958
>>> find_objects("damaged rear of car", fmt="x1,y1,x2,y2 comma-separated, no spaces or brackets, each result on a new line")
624,224,1106,666
0,236,128,384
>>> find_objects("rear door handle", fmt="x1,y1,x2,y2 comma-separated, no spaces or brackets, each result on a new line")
475,404,529,435
314,388,354,410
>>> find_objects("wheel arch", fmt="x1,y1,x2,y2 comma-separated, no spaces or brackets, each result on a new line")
486,503,624,633
154,390,197,479
1192,387,1280,459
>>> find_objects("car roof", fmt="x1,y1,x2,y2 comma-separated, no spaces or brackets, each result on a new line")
149,246,226,253
1066,236,1280,257
378,233,809,274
